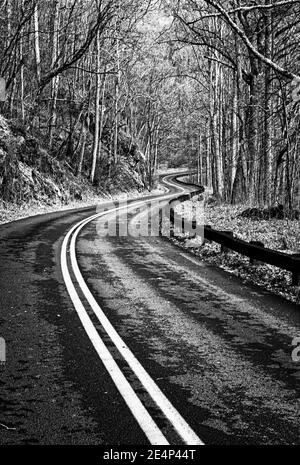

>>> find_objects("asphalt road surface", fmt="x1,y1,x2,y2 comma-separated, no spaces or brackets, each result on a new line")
0,175,299,445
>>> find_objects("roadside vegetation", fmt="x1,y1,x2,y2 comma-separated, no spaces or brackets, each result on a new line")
173,197,300,304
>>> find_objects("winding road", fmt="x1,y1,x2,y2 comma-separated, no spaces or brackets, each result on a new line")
0,174,299,445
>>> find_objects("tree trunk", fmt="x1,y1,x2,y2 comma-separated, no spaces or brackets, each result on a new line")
90,30,101,184
263,6,273,205
49,0,61,146
97,67,108,164
113,27,120,164
248,68,259,204
33,5,41,85
19,0,25,122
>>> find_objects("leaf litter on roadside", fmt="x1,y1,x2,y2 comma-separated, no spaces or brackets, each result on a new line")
172,200,300,305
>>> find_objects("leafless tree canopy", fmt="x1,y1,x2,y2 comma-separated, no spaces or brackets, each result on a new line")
0,0,300,207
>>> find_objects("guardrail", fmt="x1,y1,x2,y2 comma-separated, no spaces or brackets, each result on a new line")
168,175,300,287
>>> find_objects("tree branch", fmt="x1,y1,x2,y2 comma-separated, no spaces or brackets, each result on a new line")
187,0,300,23
38,3,114,93
203,0,300,80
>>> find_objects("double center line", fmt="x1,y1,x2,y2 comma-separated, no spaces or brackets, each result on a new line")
61,176,204,446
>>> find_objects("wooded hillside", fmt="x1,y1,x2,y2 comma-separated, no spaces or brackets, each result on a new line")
0,0,300,209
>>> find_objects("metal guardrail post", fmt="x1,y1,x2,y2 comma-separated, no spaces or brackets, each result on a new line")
170,206,175,238
249,241,265,265
220,231,234,253
159,208,163,237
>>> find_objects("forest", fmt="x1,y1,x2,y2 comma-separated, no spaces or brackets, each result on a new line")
0,0,300,209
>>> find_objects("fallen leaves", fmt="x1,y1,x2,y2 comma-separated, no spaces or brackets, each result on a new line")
172,200,300,304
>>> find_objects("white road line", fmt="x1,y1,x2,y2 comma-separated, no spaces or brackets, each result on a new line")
61,218,169,445
61,176,204,445
179,253,206,268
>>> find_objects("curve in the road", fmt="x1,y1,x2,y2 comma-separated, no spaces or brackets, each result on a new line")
61,175,204,446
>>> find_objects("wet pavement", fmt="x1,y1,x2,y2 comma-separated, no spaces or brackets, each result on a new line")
0,181,299,445
77,205,300,445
